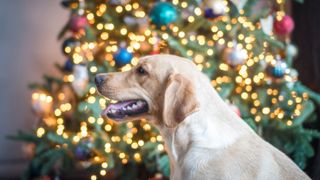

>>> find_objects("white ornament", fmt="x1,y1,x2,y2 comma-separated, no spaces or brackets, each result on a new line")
230,0,248,11
260,15,274,35
223,45,248,66
71,65,89,97
286,44,298,57
207,0,226,15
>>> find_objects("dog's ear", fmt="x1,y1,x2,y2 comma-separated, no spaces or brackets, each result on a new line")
162,73,199,128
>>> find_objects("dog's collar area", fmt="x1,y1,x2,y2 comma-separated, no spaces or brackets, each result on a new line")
102,99,148,119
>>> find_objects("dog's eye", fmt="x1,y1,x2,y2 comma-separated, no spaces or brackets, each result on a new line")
137,66,147,75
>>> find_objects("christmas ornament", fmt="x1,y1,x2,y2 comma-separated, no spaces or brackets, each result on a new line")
204,0,226,18
31,91,53,115
150,50,160,55
289,69,298,81
62,37,81,56
267,60,287,78
64,59,74,72
230,0,248,11
204,8,220,19
286,44,298,57
113,48,133,67
223,45,248,66
274,15,294,35
149,2,178,27
260,15,274,35
69,15,87,32
74,138,94,161
71,65,89,97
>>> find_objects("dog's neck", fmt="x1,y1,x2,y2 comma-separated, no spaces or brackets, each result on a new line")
157,74,254,169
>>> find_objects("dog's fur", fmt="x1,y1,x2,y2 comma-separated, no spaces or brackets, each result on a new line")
96,54,310,180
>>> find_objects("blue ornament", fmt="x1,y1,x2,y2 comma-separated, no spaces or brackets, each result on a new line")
267,61,287,78
149,2,178,27
64,59,74,72
204,8,222,19
113,48,133,67
204,0,226,19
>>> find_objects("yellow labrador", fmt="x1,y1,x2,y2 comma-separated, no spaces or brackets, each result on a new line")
95,54,310,180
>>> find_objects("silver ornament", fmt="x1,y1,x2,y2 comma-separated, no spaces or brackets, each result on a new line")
286,44,298,57
223,46,248,66
206,0,226,15
71,65,89,97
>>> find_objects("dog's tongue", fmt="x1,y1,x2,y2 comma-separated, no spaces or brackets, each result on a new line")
101,100,136,116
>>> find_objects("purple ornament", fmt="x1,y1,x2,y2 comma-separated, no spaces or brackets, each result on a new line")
70,15,87,32
204,8,222,19
75,146,92,161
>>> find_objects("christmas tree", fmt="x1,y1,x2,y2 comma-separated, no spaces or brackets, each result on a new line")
10,0,320,179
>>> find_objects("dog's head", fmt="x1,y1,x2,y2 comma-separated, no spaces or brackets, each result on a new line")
95,54,199,128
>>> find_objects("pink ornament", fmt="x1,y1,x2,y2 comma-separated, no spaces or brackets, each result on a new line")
150,50,160,55
70,15,87,32
274,15,295,35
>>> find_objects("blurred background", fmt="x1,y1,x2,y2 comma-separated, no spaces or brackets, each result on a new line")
0,0,319,179
0,0,67,177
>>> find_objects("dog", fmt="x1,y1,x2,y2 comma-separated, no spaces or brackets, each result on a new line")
95,54,310,180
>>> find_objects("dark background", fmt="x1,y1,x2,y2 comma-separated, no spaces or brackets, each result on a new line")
0,0,319,179
292,0,320,179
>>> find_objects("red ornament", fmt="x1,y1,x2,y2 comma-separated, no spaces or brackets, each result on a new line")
274,15,295,35
70,15,87,32
150,50,160,55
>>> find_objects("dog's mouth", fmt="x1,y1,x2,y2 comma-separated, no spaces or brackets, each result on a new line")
102,99,149,120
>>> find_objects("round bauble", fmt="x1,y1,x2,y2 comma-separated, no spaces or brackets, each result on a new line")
223,46,248,66
113,48,133,67
286,44,298,58
149,2,178,27
204,0,226,19
70,15,87,32
204,8,222,19
64,59,74,72
274,15,294,35
71,65,89,97
266,60,287,78
150,50,160,55
62,37,81,56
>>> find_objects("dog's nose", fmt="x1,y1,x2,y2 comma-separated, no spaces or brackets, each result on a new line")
95,74,105,87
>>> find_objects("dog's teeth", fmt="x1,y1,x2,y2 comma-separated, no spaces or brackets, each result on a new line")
127,106,132,110
137,101,142,106
132,104,137,109
110,109,116,113
122,107,126,111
